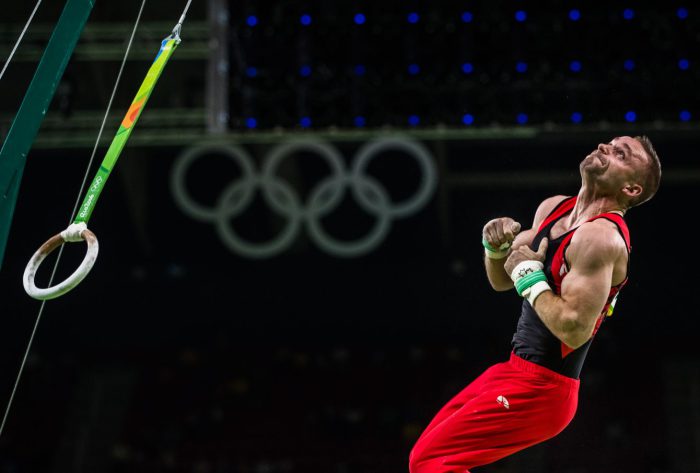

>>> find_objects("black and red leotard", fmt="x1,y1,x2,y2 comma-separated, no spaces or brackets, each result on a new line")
511,196,631,379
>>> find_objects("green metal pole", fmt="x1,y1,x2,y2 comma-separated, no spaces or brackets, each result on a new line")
0,0,95,270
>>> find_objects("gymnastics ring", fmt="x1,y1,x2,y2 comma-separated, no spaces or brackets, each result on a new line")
23,227,99,300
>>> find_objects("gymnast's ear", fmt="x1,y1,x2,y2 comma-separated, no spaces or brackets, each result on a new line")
622,183,642,199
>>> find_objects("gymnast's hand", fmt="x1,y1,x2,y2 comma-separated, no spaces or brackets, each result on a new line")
504,238,548,275
482,217,521,252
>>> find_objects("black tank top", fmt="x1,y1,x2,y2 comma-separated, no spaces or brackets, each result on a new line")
511,196,631,379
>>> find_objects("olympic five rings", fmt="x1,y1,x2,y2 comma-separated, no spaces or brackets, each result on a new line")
170,136,437,258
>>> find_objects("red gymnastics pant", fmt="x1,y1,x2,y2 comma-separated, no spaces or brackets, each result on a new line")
409,352,579,473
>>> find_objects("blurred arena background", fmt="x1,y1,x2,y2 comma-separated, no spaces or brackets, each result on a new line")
0,1,698,472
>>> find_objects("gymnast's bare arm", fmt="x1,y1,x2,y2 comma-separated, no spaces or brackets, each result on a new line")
524,220,628,349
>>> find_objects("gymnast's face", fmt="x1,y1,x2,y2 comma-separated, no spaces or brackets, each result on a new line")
581,136,648,196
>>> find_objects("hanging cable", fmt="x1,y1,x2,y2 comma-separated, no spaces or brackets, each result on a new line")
0,0,148,439
0,0,44,83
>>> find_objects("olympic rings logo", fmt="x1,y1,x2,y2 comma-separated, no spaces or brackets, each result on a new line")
170,136,437,258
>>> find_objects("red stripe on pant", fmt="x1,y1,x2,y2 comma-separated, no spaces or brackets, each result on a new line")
409,352,579,473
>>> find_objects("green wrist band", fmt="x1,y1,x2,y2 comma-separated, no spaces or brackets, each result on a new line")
509,260,552,305
514,270,548,295
482,238,511,259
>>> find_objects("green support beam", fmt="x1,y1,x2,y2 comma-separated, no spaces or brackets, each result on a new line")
0,0,95,269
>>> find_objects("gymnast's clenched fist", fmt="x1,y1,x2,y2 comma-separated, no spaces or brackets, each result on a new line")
482,217,521,259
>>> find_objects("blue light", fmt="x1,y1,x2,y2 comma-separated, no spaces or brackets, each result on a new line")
571,112,583,124
677,8,689,19
245,66,258,77
245,117,257,129
623,9,634,20
354,13,366,25
570,60,582,72
625,111,637,122
515,11,527,22
461,11,473,23
679,58,690,70
300,116,312,128
408,115,420,126
408,12,420,24
300,14,312,26
462,114,474,126
354,116,366,127
569,9,581,21
408,63,420,75
680,110,692,122
516,113,528,124
516,61,528,73
300,65,312,77
246,15,258,27
461,62,474,74
623,59,635,71
354,64,367,76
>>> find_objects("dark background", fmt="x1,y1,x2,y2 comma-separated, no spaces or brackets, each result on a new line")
1,2,698,473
